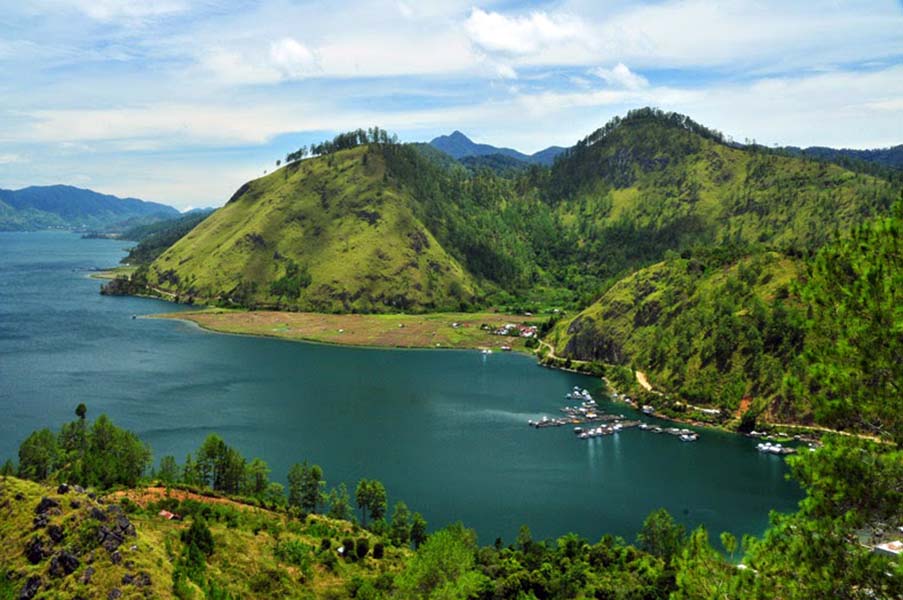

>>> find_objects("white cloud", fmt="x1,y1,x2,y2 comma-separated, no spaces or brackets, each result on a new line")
589,63,648,90
464,8,588,55
269,38,319,79
46,0,187,22
0,153,24,164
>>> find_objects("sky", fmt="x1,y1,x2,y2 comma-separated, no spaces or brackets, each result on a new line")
1,0,902,210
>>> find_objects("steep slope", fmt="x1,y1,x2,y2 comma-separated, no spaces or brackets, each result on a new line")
549,251,807,419
147,145,479,312
0,477,408,600
0,185,179,231
121,210,216,265
547,109,899,283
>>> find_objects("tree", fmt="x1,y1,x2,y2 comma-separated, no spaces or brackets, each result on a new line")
243,458,270,497
301,463,324,514
84,414,151,488
196,434,245,493
182,517,215,557
18,428,59,481
287,462,305,509
1,459,14,478
389,501,411,547
75,403,87,421
263,482,286,507
798,202,902,443
636,508,686,563
355,479,387,528
327,483,351,521
157,455,179,484
395,524,486,599
410,512,428,549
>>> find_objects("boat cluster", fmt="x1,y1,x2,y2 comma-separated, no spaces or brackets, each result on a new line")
566,386,594,402
756,442,796,455
574,423,624,438
638,423,699,442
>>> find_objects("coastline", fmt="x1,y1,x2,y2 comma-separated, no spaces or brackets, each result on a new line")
150,308,544,354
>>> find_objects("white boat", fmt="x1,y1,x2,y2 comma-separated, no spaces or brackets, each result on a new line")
680,433,698,442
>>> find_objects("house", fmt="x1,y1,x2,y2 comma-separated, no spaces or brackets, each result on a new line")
874,540,902,558
158,509,182,521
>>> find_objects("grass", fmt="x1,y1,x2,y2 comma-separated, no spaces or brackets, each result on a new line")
89,265,137,280
155,309,544,352
147,146,479,313
0,476,410,599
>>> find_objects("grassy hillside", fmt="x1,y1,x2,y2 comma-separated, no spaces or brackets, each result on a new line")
548,109,898,287
549,251,807,421
121,211,215,265
0,476,407,600
147,146,479,313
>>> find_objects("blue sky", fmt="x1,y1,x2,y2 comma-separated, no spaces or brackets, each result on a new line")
1,0,901,210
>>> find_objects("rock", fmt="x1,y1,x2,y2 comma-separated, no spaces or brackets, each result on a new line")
57,483,69,494
134,572,152,587
74,485,86,494
108,589,122,599
47,523,65,544
25,537,49,564
18,576,41,600
15,492,25,501
70,499,81,509
129,545,138,551
32,514,49,530
121,574,134,586
35,497,60,515
98,525,125,552
49,550,80,577
115,515,136,537
87,492,96,500
90,507,108,522
110,551,122,565
124,560,135,569
80,566,95,585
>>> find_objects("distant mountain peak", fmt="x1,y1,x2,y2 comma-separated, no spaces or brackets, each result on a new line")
429,131,566,166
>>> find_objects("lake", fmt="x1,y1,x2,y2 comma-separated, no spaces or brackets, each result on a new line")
0,231,803,544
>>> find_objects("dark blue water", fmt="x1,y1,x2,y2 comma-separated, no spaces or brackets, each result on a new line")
0,232,802,543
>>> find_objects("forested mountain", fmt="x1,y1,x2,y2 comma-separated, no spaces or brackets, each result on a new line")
429,130,566,165
779,143,903,171
0,185,179,231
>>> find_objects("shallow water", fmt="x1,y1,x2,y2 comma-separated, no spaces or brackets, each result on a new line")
0,231,802,543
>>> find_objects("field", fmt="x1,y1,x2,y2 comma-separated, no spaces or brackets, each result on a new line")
155,309,544,351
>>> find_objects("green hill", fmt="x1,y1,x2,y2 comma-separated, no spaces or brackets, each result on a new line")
548,250,807,421
146,145,478,312
546,109,898,286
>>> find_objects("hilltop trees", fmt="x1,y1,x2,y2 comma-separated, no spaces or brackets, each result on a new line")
355,479,387,528
16,409,151,488
287,461,325,514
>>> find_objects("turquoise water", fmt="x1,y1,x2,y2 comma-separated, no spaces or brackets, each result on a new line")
0,231,802,543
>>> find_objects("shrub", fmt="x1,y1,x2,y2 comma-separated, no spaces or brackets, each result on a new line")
356,537,370,559
373,542,385,559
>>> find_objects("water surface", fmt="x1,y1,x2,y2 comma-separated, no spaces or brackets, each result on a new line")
0,232,802,543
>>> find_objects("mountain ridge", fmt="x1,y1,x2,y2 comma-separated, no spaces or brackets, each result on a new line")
0,184,179,231
428,130,566,165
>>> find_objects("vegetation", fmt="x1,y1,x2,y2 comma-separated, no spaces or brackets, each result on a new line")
0,184,178,231
120,210,215,265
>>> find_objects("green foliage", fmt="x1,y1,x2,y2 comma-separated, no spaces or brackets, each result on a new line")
389,501,411,547
410,512,428,549
636,508,686,564
395,523,485,599
121,210,214,265
182,517,215,557
287,461,325,513
195,434,246,494
797,201,902,443
355,479,387,528
17,411,151,488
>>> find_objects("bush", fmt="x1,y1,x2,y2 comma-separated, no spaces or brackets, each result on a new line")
356,537,370,559
320,538,332,551
373,542,384,559
342,538,355,559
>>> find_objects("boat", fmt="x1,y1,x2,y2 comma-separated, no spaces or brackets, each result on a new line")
679,433,699,442
638,423,649,430
481,348,491,355
573,427,583,434
500,345,512,352
642,405,654,415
